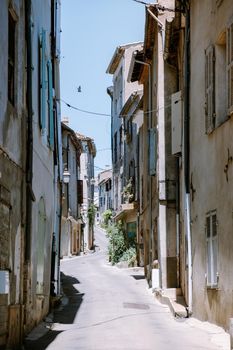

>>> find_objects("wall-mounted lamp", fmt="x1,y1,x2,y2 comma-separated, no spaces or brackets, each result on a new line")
63,169,71,184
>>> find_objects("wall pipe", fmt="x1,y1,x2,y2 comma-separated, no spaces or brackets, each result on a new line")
25,0,34,261
134,58,152,281
183,1,192,315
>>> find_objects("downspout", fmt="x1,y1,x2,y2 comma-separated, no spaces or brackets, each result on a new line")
25,0,34,260
183,1,192,315
134,58,152,280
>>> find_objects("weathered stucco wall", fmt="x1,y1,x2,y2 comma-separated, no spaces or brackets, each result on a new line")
190,0,233,329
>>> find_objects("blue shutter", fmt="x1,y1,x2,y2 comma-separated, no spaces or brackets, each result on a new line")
149,128,157,176
47,60,54,150
40,29,46,130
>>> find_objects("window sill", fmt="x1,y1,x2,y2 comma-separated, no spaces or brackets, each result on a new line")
206,115,231,135
206,285,219,291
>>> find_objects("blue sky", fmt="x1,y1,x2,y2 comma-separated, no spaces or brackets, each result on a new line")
60,0,147,174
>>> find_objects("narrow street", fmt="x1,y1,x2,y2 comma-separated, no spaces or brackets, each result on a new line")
25,227,228,350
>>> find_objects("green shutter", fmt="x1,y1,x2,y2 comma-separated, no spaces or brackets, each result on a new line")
47,60,54,150
149,128,157,176
40,29,46,130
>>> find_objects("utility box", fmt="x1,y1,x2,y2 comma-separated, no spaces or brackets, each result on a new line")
171,91,182,155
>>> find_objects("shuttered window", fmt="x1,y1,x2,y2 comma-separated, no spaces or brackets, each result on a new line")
205,45,216,133
227,22,233,114
206,212,218,288
47,60,54,150
149,128,157,176
8,11,16,105
77,180,83,204
40,29,46,131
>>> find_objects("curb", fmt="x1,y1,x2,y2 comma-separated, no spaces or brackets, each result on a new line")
154,290,188,318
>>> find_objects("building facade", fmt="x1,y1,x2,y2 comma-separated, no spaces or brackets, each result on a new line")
79,134,96,250
106,42,143,217
98,169,113,223
0,0,62,347
61,122,83,257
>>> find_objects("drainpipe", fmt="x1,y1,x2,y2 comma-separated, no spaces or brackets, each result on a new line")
183,1,192,315
25,0,34,260
134,58,152,280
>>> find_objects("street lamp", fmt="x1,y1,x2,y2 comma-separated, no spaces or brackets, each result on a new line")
63,169,71,184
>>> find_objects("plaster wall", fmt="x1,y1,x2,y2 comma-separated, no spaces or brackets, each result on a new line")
190,0,233,329
0,1,26,346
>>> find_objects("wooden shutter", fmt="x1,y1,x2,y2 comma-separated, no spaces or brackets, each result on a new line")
40,29,46,130
149,128,157,176
206,213,218,287
55,0,61,59
47,60,54,150
211,214,218,286
205,45,215,133
227,23,233,113
77,180,83,204
56,100,63,179
206,216,211,286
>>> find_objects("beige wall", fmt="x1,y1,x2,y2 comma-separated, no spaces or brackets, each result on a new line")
190,0,233,329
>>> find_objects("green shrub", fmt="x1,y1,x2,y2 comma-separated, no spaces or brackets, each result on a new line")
106,222,127,265
119,247,137,267
87,203,97,226
102,209,112,228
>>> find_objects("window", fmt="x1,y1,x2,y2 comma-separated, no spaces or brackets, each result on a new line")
205,45,215,133
8,11,16,105
227,22,233,114
149,128,157,175
206,212,218,288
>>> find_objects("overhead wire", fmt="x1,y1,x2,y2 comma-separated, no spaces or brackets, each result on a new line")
60,98,171,119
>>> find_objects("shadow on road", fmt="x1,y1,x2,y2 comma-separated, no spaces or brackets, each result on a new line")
131,274,145,280
54,272,84,324
24,272,84,350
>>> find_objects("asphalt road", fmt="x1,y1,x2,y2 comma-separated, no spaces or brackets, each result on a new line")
25,226,229,350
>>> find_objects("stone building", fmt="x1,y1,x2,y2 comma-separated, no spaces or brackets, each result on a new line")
106,42,143,217
98,169,113,223
78,133,96,250
61,121,83,257
0,0,62,347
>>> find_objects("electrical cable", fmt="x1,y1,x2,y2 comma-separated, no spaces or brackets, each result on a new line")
60,99,111,117
60,98,171,119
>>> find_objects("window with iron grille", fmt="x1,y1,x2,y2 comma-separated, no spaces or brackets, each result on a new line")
8,11,16,105
206,211,218,288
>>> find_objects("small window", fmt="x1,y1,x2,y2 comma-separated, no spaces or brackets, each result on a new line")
206,211,218,288
8,11,16,105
